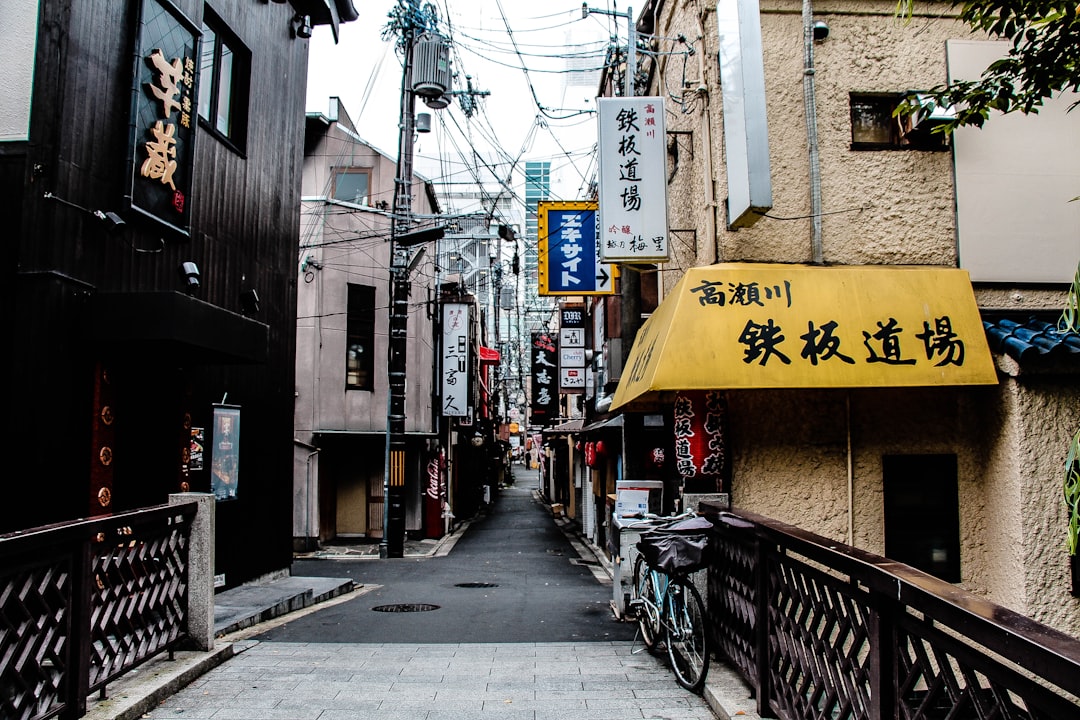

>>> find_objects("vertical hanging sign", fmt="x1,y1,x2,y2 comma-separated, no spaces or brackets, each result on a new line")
559,304,587,393
530,331,559,425
598,97,669,262
441,303,470,417
126,0,199,238
537,201,615,295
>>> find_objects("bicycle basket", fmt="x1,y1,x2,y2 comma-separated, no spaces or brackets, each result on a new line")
636,516,713,575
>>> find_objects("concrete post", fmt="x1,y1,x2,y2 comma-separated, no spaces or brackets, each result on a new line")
170,492,215,651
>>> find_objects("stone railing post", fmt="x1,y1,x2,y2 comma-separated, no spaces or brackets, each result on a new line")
170,493,215,651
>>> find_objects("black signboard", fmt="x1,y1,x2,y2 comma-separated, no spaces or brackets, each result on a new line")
126,0,199,238
530,331,559,425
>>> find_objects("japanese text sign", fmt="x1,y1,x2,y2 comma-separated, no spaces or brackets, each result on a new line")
441,303,470,417
537,201,614,295
126,0,198,238
530,331,559,424
598,97,669,262
612,264,997,410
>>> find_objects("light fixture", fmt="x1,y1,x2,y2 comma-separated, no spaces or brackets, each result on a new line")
241,288,260,315
179,261,201,295
43,191,126,235
292,13,312,39
812,21,829,41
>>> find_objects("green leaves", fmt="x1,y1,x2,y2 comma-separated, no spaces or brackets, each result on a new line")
895,0,1079,132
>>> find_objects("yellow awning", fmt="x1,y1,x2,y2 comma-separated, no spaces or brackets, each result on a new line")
612,264,997,411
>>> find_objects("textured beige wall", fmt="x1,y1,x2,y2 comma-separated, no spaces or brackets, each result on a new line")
644,0,1079,637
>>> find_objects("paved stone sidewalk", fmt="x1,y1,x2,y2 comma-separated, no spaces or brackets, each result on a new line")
141,640,718,720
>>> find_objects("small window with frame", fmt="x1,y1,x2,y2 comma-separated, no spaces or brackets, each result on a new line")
333,168,372,206
198,6,250,152
850,92,949,151
346,283,376,391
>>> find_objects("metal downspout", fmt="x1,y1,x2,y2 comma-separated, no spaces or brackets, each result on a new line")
697,0,718,265
803,0,824,264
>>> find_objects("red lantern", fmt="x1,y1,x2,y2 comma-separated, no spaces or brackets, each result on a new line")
673,390,728,480
584,441,596,467
595,440,607,457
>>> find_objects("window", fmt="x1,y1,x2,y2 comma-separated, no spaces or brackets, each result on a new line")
198,7,249,149
333,168,371,205
849,93,949,151
346,284,376,390
883,454,961,582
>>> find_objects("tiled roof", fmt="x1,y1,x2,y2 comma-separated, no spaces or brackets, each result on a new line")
983,318,1080,362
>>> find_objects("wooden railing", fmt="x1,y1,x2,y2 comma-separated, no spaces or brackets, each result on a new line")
701,503,1080,720
0,503,197,720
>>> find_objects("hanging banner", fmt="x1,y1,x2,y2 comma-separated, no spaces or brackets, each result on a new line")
672,390,731,493
126,0,199,238
211,405,240,501
530,331,559,425
441,303,470,417
559,303,586,394
598,97,669,262
538,201,615,295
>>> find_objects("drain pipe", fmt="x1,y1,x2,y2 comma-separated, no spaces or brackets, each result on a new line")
295,439,321,549
696,1,718,265
846,393,854,545
802,0,824,264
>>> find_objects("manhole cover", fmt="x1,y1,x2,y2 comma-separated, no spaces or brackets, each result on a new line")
455,582,499,588
371,603,440,613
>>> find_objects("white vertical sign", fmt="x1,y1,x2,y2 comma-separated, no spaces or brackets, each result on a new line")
441,303,469,417
598,97,669,262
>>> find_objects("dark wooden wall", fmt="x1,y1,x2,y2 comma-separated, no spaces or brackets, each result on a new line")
10,0,311,587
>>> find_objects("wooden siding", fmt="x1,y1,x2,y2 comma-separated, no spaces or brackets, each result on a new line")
10,0,313,587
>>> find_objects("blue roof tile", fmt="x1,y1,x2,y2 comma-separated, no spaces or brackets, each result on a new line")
983,318,1080,362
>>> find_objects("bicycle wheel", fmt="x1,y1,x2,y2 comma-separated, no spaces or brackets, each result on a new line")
665,576,710,693
632,554,662,653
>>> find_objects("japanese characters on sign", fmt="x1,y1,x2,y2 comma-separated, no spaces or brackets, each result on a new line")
537,201,614,295
530,331,559,424
127,0,198,238
598,97,669,263
612,265,997,408
441,303,470,417
672,391,731,493
559,304,587,394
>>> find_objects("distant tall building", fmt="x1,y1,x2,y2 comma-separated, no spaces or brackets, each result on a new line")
523,160,552,330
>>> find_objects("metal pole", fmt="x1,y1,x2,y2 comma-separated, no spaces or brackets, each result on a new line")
619,7,641,374
383,3,419,559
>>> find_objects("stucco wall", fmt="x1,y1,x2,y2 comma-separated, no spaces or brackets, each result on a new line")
644,0,1079,637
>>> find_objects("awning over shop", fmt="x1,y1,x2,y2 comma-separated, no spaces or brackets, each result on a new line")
543,418,584,435
89,291,269,365
612,264,997,411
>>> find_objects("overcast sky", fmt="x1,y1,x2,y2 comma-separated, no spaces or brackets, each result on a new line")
304,1,620,207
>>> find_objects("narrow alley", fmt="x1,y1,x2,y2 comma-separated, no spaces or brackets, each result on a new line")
136,465,722,719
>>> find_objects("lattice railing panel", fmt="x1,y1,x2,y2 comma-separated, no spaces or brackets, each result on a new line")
0,559,71,720
707,528,757,681
766,552,872,720
87,521,189,690
895,610,1079,720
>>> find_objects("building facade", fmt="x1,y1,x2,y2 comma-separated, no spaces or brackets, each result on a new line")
294,98,441,549
582,0,1079,637
4,0,356,589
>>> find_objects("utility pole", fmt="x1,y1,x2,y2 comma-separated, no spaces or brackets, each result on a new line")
383,0,421,559
582,3,640,369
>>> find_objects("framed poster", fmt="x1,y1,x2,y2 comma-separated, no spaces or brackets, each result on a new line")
211,405,240,500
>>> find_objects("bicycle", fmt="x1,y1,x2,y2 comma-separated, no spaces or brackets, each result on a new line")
626,511,712,694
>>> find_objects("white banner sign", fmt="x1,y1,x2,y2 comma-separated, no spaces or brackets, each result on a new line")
598,97,669,262
441,303,469,417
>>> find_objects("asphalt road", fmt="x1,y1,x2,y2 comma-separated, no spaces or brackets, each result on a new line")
254,479,637,645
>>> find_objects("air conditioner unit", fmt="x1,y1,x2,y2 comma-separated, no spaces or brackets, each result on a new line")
908,93,955,133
